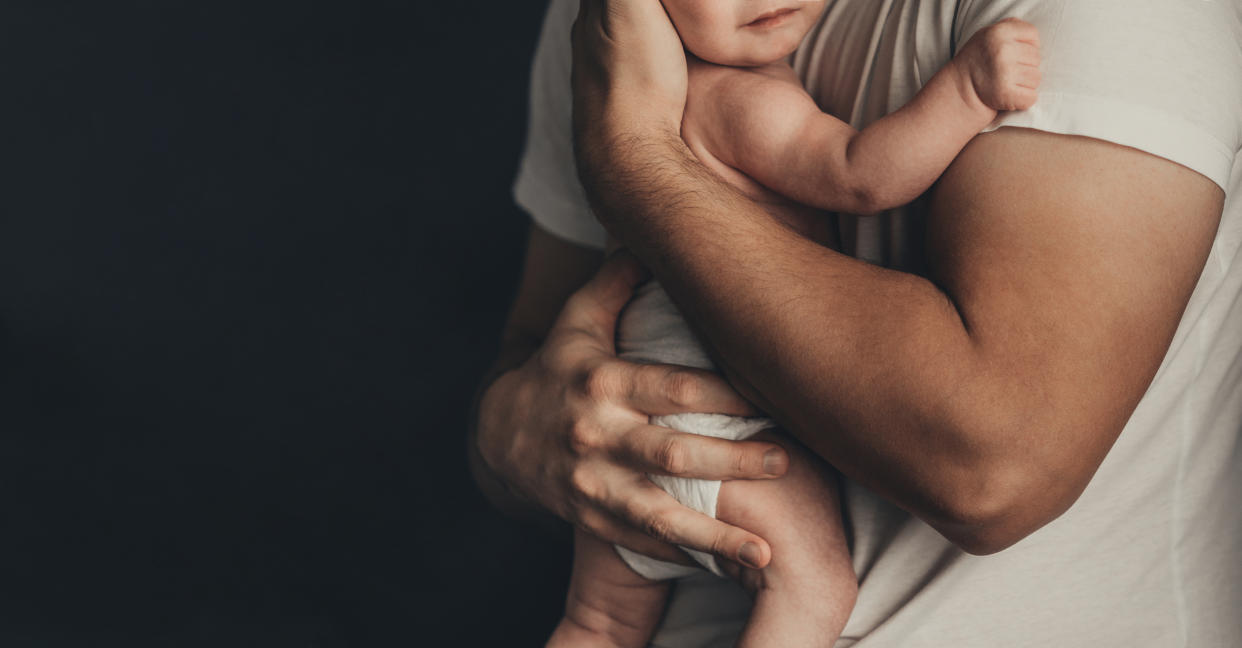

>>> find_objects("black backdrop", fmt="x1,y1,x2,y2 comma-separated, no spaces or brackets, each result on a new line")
0,1,569,645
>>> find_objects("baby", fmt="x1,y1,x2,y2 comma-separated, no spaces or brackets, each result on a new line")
549,2,1041,646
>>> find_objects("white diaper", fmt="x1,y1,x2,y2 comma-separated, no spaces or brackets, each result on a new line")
614,281,775,579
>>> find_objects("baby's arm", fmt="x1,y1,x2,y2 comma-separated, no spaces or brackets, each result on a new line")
700,18,1040,215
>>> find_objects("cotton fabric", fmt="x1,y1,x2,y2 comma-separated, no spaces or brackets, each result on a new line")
513,1,1242,645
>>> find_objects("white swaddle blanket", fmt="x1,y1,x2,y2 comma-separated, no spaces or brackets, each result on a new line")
614,281,775,579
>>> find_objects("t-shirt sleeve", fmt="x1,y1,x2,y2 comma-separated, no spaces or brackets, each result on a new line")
511,0,607,249
958,0,1242,192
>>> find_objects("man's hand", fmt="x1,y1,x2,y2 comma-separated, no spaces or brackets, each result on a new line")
571,0,688,164
476,251,789,569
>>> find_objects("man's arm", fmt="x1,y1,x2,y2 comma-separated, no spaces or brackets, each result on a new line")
586,121,1222,553
470,223,795,567
571,0,1224,554
467,225,602,516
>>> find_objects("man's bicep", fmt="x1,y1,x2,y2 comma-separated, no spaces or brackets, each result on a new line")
928,127,1223,512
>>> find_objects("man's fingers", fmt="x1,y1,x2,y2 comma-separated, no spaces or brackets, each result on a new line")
555,249,649,343
579,508,694,566
616,425,788,479
628,363,758,417
610,483,772,569
588,0,677,39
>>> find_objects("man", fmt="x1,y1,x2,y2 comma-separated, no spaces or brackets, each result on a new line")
472,0,1241,644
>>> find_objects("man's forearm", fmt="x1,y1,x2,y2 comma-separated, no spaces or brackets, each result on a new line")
571,0,1219,557
580,120,1222,555
587,132,998,537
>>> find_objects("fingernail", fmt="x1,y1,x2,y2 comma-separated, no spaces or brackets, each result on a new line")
739,542,763,569
763,449,786,476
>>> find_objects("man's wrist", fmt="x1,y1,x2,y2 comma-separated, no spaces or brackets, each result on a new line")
468,362,537,515
576,116,688,232
578,107,681,173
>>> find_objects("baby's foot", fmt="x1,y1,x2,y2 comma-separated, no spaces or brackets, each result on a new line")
715,430,857,647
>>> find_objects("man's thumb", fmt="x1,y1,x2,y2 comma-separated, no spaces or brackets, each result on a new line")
558,249,650,339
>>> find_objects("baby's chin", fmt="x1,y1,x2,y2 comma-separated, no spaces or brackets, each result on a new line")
690,27,809,67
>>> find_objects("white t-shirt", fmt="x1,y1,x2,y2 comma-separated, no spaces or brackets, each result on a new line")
513,1,1242,645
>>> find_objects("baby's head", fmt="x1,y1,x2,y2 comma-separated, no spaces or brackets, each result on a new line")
661,0,827,67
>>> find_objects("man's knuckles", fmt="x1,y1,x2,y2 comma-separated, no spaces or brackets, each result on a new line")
712,528,743,559
661,370,702,408
653,436,690,475
580,361,625,401
568,418,604,456
568,464,603,501
640,510,678,544
733,445,760,476
573,507,612,540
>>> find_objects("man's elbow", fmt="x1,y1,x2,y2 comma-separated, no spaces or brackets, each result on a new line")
930,447,1087,555
936,507,1043,556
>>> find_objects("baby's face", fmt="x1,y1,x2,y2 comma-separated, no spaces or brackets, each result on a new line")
661,0,827,67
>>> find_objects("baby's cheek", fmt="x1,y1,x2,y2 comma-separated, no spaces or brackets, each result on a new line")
679,29,738,65
660,2,741,63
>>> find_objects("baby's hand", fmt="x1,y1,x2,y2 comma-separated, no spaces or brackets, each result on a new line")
956,18,1041,112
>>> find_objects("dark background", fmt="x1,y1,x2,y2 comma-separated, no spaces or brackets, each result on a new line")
0,1,569,645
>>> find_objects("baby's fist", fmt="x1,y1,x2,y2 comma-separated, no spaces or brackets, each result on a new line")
958,18,1041,112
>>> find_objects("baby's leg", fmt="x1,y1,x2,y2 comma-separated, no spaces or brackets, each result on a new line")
547,529,672,648
717,430,857,647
